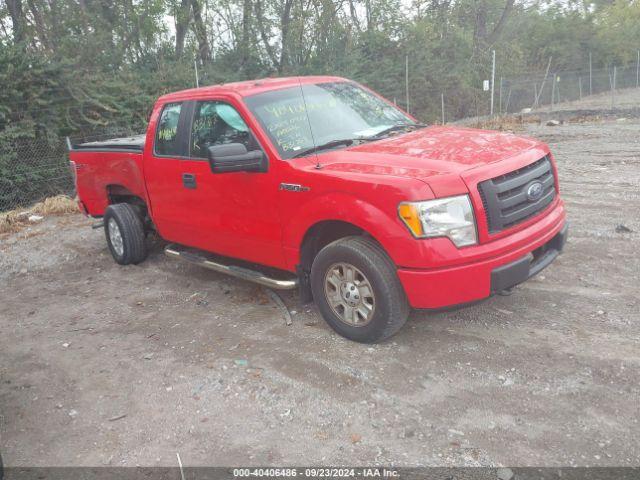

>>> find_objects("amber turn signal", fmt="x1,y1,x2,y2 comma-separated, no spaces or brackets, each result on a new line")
398,203,424,238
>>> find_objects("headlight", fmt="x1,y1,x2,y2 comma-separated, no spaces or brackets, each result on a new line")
398,195,477,247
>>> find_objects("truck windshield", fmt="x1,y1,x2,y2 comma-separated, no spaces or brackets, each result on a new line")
244,82,415,159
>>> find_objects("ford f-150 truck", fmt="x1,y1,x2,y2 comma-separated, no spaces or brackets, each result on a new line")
68,76,567,343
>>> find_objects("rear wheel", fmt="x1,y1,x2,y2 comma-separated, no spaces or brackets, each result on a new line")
311,236,409,343
104,203,148,265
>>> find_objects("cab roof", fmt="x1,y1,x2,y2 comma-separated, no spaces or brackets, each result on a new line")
158,75,348,103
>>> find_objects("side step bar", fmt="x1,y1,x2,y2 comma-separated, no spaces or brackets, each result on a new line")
164,244,298,290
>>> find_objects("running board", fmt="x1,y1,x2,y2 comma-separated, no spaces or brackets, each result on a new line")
164,244,298,290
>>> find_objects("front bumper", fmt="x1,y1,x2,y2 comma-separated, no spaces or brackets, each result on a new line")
397,213,568,309
490,223,567,293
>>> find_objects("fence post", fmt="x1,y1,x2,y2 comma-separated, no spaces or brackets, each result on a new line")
589,52,593,95
533,56,552,109
499,77,503,114
637,50,639,88
490,50,496,116
612,65,616,109
534,83,538,108
579,77,582,100
405,55,410,114
441,93,445,124
551,75,556,111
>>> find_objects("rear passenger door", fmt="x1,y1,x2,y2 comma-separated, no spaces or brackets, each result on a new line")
177,99,286,268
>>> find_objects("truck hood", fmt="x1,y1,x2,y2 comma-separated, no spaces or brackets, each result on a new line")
317,125,544,180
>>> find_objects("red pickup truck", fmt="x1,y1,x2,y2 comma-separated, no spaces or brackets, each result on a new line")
69,76,567,343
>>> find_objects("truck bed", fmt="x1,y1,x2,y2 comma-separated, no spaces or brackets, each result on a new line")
69,135,147,217
72,134,146,152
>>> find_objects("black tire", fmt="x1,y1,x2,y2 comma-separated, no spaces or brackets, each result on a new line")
104,203,148,265
311,236,409,343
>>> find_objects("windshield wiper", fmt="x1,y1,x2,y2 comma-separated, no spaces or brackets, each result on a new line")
290,124,426,158
292,138,363,158
368,123,427,139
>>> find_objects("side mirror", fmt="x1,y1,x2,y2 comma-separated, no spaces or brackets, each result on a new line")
207,143,267,173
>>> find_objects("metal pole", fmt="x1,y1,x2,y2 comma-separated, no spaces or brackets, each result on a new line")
490,50,496,116
551,75,556,111
636,50,639,88
534,83,538,108
612,65,617,109
505,88,512,113
589,52,593,95
194,60,200,88
608,67,613,107
579,77,582,100
441,93,445,124
499,76,503,114
533,56,552,109
405,55,410,114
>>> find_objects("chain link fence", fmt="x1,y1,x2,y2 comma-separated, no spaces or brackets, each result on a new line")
494,64,640,116
0,136,73,213
1,61,639,214
0,128,138,213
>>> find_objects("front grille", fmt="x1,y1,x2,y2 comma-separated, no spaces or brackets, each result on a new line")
478,156,556,234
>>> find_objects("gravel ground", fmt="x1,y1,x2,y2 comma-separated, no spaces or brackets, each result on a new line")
1,107,639,468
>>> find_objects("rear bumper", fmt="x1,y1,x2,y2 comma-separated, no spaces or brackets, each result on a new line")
397,213,568,309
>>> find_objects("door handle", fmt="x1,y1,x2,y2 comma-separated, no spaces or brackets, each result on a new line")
182,173,196,189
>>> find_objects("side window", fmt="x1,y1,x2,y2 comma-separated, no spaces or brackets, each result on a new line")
155,103,182,156
190,101,256,158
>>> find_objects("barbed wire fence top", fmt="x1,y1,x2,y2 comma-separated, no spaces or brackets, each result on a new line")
1,60,639,214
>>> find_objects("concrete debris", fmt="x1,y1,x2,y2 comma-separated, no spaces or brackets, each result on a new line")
496,467,514,480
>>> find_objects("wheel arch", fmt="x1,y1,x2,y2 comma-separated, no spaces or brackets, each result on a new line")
106,184,148,218
284,193,405,272
299,220,369,272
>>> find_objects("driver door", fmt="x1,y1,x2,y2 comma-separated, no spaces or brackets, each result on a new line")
176,99,286,269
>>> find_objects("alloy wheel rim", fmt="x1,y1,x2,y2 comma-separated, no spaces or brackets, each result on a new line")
324,262,375,326
108,218,124,257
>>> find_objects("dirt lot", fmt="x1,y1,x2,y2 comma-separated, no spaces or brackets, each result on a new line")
1,107,639,468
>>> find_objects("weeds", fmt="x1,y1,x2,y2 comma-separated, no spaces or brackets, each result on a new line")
0,195,78,235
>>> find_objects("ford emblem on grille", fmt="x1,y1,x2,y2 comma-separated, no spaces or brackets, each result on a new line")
526,181,544,201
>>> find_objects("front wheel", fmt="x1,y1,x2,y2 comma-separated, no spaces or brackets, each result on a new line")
104,203,148,265
311,236,409,343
